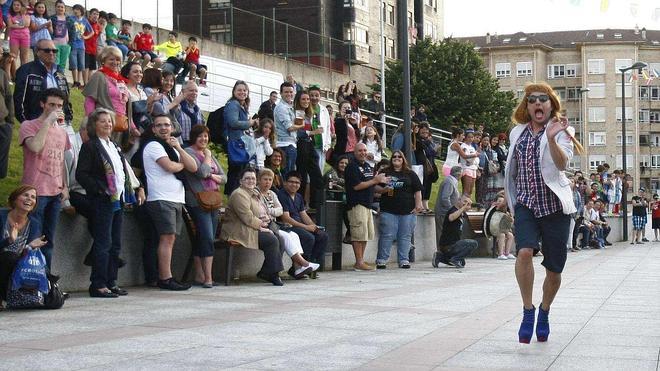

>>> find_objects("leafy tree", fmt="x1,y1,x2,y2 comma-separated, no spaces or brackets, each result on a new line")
369,38,516,135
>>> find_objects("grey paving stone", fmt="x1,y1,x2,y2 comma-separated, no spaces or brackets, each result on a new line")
547,356,657,371
441,350,556,369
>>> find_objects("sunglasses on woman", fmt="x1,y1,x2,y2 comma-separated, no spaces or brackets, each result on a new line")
526,94,549,104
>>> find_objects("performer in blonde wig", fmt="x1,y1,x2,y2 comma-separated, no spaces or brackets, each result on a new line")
505,82,579,344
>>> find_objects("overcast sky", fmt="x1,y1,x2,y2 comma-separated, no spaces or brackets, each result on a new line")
444,0,660,37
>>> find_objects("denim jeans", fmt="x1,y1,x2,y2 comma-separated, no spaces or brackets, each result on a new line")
89,196,123,289
442,239,478,264
290,226,328,263
376,212,416,265
578,225,591,248
33,194,62,269
188,206,219,258
279,145,297,175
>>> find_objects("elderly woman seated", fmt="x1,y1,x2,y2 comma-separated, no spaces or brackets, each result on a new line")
0,185,47,304
220,168,284,286
256,168,320,279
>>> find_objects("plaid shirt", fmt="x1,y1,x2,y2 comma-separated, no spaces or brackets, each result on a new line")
515,126,562,218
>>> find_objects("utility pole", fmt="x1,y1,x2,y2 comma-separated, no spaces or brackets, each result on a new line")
398,0,412,163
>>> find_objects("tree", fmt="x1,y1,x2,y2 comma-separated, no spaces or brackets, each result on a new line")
370,38,517,135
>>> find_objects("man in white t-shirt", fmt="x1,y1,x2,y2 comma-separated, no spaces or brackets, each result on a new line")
143,114,198,290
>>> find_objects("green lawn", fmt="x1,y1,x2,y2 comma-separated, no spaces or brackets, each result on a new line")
1,90,450,209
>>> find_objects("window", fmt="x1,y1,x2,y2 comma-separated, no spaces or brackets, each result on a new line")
209,24,231,43
344,24,369,45
495,63,511,78
615,83,632,98
516,61,533,77
616,131,634,145
587,59,605,74
640,109,650,123
589,155,606,170
386,4,395,25
516,89,525,99
565,64,581,77
640,134,650,145
615,155,634,169
547,64,565,79
554,88,566,101
651,111,660,123
589,131,606,146
386,37,395,59
652,134,660,147
354,0,368,11
209,0,230,8
566,87,585,101
589,107,606,122
615,107,634,122
615,58,633,73
640,155,650,168
569,156,581,170
587,83,605,98
653,155,660,169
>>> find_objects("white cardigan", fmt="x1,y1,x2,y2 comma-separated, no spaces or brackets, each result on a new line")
504,123,576,216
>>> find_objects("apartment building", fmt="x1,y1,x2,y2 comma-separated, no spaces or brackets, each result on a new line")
173,0,444,72
460,28,660,194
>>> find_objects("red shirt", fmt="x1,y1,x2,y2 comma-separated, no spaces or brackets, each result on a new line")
185,46,200,64
652,201,660,219
134,32,154,52
84,21,101,55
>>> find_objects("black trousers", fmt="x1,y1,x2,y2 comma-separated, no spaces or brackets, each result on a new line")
0,250,20,301
296,140,323,208
258,231,284,275
0,123,12,179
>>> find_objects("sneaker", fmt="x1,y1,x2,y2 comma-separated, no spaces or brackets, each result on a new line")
354,263,375,271
376,264,387,269
294,265,313,279
431,252,439,268
448,260,464,268
642,238,650,242
506,254,516,259
307,262,320,272
399,262,411,269
497,255,507,260
157,278,191,291
604,241,612,246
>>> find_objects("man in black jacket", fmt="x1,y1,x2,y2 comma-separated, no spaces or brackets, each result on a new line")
258,91,278,120
14,39,73,124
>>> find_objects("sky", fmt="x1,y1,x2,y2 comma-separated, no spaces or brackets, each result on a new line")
444,0,660,37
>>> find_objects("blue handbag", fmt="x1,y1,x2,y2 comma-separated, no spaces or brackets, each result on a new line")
227,138,250,165
11,249,49,294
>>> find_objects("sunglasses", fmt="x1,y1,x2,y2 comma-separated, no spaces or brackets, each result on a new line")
527,94,549,104
38,48,58,54
391,155,403,159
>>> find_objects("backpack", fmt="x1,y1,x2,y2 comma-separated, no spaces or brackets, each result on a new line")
207,106,226,150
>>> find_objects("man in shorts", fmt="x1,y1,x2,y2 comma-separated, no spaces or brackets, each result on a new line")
504,83,576,344
142,114,198,290
345,142,389,271
631,188,649,244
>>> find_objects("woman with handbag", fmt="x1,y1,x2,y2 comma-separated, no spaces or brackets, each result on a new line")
221,168,284,286
257,169,320,279
486,135,505,206
83,46,140,152
76,108,145,298
183,125,226,288
0,185,46,304
224,80,258,195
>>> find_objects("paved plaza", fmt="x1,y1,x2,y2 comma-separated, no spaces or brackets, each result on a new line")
1,239,659,370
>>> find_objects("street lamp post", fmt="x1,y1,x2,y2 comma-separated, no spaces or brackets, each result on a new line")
578,87,590,173
619,61,647,241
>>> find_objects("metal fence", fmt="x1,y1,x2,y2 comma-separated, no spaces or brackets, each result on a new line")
174,5,354,74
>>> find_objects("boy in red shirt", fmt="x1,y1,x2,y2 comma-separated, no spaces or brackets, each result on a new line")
133,23,160,66
652,193,660,242
184,36,207,86
83,8,101,85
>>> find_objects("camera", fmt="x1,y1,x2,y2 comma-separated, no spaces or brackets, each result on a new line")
345,109,352,115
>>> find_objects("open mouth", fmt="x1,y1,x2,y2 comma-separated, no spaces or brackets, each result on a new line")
534,108,545,121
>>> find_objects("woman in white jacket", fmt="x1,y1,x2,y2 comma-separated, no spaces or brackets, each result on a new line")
254,118,275,169
257,168,320,279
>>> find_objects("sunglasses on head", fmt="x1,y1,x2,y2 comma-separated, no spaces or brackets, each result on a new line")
38,48,58,54
527,94,549,104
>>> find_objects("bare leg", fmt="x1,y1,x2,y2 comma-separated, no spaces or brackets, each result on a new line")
189,63,197,81
505,232,514,255
193,256,204,282
202,257,213,284
541,269,561,310
291,253,309,268
497,234,505,256
19,46,28,66
157,234,176,280
352,241,366,265
515,248,535,309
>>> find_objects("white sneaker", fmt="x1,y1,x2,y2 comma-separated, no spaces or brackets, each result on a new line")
294,265,313,277
307,262,320,272
497,255,507,260
506,254,516,259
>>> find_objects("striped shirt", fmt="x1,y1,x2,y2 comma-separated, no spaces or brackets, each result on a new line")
515,126,561,218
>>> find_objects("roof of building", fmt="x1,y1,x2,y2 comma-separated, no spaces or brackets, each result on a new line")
457,28,660,49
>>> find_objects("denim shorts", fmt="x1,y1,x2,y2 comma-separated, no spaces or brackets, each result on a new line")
69,47,85,70
514,203,571,273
